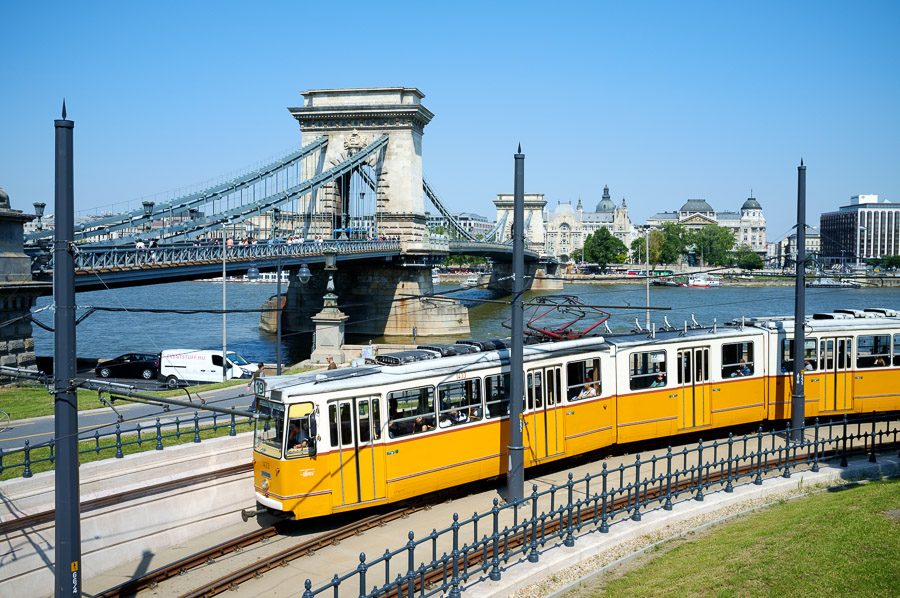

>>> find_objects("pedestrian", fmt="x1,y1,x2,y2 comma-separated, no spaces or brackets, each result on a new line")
326,355,337,370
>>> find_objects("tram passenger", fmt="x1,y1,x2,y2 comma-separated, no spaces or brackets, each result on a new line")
650,373,666,387
731,358,752,377
804,359,815,371
413,416,432,433
578,370,599,398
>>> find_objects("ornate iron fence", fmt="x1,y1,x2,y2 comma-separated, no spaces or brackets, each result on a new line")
302,413,899,598
0,411,252,479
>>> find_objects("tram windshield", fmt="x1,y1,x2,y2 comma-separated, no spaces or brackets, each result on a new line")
254,400,285,458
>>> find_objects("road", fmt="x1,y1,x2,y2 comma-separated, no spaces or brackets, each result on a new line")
0,374,258,454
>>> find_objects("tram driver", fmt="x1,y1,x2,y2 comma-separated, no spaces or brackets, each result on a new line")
288,420,309,450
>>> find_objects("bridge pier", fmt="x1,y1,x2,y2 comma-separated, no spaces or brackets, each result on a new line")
263,262,469,354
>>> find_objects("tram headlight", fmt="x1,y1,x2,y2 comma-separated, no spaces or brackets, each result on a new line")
262,479,269,491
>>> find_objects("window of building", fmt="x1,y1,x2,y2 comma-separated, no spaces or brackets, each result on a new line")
781,338,817,372
567,358,601,400
857,334,890,368
722,342,754,377
630,351,666,390
387,386,435,438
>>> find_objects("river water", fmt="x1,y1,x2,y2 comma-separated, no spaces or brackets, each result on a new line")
32,280,900,364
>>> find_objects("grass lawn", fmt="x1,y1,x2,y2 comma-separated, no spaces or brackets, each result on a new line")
566,477,900,597
0,364,316,421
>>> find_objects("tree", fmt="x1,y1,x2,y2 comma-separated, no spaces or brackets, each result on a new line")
659,223,690,265
569,248,584,263
734,244,763,270
584,228,628,265
691,225,735,266
630,230,664,266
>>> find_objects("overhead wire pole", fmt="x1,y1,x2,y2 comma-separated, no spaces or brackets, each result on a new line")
53,100,82,597
507,145,525,504
791,159,807,442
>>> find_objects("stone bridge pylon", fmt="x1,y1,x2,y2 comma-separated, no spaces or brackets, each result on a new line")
289,87,433,242
270,88,469,359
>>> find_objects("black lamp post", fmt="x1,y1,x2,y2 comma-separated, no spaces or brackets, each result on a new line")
33,202,45,231
142,201,154,233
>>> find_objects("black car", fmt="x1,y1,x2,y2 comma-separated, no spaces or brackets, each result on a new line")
95,353,160,380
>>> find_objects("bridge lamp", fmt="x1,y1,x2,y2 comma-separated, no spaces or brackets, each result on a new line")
142,201,154,233
246,264,260,281
297,263,312,284
33,202,45,231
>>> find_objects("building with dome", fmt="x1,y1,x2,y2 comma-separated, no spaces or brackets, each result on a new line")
541,185,637,261
645,196,767,254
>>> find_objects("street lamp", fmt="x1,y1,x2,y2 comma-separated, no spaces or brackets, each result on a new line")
142,201,154,233
33,202,45,231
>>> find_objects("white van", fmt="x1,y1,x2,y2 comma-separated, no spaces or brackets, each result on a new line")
159,349,253,388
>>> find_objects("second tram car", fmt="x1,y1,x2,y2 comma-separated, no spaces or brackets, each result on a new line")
252,308,900,521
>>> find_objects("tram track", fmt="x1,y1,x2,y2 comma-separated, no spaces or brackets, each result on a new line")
96,501,434,598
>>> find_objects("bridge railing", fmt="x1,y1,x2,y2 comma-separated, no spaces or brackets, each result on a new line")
300,413,899,598
32,239,402,274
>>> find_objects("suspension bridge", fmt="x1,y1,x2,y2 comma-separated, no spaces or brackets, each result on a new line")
24,87,554,341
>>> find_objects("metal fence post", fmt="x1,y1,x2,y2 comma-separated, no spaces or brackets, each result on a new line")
528,485,540,563
664,446,673,510
600,463,610,532
725,434,734,492
229,413,237,437
490,499,501,581
754,426,764,485
302,579,313,598
811,418,820,472
156,417,164,450
448,514,461,598
115,424,124,458
564,473,575,547
22,440,33,478
193,412,201,443
357,553,368,598
840,415,849,467
631,455,642,521
869,412,877,463
695,441,704,501
782,423,792,478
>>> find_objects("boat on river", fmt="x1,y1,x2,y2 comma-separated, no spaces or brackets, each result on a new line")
682,274,721,288
461,274,481,287
806,277,861,289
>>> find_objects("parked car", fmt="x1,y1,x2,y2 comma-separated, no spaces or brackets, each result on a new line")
159,349,253,388
95,353,160,380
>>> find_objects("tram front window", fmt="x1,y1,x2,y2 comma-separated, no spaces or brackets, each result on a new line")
254,400,285,458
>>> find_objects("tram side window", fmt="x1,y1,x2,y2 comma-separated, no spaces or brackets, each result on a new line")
387,386,435,438
328,403,354,447
857,335,890,368
630,351,666,391
894,334,900,367
781,339,817,372
567,358,601,401
438,379,482,427
485,373,510,418
722,342,754,378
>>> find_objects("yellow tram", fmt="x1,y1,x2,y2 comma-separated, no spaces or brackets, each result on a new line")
251,307,900,520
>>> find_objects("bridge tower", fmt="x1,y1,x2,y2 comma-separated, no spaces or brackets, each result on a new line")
289,88,433,242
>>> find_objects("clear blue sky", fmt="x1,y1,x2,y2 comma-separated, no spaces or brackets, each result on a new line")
2,1,898,241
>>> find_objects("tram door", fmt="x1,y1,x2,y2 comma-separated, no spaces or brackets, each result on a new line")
677,347,710,429
329,397,384,506
526,366,564,461
819,337,852,412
